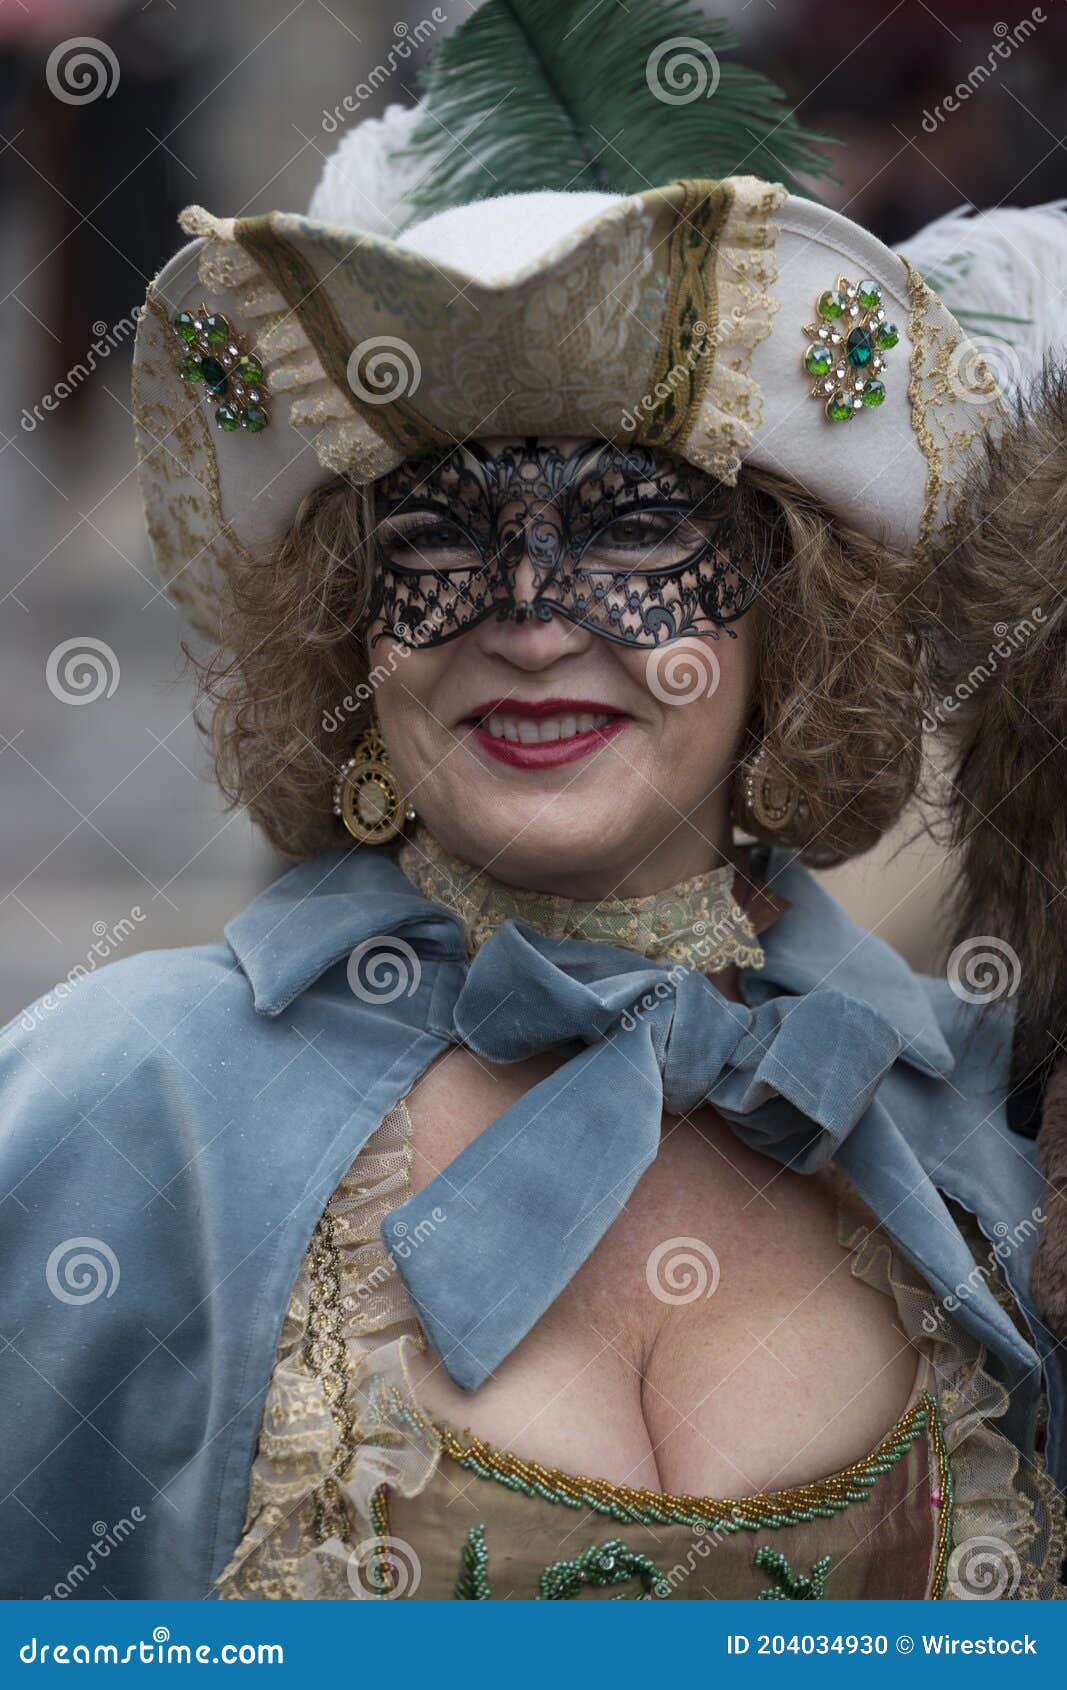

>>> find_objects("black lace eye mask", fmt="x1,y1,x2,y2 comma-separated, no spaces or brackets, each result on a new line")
365,440,778,649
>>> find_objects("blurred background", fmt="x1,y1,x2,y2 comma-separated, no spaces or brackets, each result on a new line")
1,0,1064,1024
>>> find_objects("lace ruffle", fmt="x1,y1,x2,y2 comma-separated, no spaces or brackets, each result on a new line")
179,206,400,484
215,1104,439,1600
836,1181,1065,1600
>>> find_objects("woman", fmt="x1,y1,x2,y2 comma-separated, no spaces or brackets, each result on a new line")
1,3,1062,1601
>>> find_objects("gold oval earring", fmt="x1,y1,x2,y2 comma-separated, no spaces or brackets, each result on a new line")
333,721,415,846
736,746,803,834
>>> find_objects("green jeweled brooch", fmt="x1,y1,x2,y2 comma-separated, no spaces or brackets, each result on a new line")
802,277,899,423
171,304,269,435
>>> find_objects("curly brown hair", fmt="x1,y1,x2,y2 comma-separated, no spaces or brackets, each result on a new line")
194,464,925,868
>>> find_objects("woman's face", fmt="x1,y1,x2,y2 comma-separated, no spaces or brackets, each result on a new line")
367,437,763,898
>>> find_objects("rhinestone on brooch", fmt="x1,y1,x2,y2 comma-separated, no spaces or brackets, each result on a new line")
172,304,269,435
802,276,898,423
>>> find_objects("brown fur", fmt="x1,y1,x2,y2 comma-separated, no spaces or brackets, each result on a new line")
1033,1061,1067,1342
926,363,1067,1078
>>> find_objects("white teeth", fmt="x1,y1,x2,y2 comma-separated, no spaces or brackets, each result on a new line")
478,710,618,744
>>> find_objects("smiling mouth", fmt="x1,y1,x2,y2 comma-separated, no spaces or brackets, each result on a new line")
463,698,630,768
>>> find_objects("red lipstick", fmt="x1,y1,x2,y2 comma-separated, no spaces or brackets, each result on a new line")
463,697,630,770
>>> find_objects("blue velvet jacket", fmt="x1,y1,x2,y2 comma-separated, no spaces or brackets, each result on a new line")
0,846,1056,1598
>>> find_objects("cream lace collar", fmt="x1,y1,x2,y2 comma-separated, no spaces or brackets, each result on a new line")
397,825,765,976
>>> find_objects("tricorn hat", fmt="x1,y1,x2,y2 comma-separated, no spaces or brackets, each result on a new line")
131,0,999,638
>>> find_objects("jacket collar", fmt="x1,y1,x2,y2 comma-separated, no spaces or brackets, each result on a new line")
226,843,955,1078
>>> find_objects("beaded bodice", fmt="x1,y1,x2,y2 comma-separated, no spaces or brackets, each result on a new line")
216,1104,1067,1602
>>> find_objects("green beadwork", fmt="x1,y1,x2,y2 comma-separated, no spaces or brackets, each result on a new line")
420,1397,934,1538
455,1525,491,1599
168,300,269,436
538,1540,665,1600
806,276,894,422
804,343,833,377
755,1546,831,1600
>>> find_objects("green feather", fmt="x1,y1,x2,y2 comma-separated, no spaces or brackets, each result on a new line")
396,0,834,223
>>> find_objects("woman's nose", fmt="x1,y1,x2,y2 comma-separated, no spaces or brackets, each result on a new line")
473,545,595,668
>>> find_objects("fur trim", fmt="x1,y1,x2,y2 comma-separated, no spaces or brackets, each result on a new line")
1032,1060,1067,1343
927,361,1067,1075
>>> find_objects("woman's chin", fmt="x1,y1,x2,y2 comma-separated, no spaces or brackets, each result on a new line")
421,801,637,889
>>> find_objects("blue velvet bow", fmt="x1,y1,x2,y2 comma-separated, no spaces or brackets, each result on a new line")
382,917,913,1391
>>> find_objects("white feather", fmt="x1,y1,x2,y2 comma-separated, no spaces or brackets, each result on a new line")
903,201,1067,389
307,103,430,237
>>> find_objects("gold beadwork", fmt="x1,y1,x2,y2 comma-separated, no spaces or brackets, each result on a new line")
421,1395,939,1533
927,1389,954,1599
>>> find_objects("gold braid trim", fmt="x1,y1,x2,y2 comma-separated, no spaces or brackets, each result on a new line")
304,1209,357,1543
632,179,732,454
642,175,787,483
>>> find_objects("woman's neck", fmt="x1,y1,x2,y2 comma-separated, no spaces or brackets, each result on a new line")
425,807,736,905
397,821,766,980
